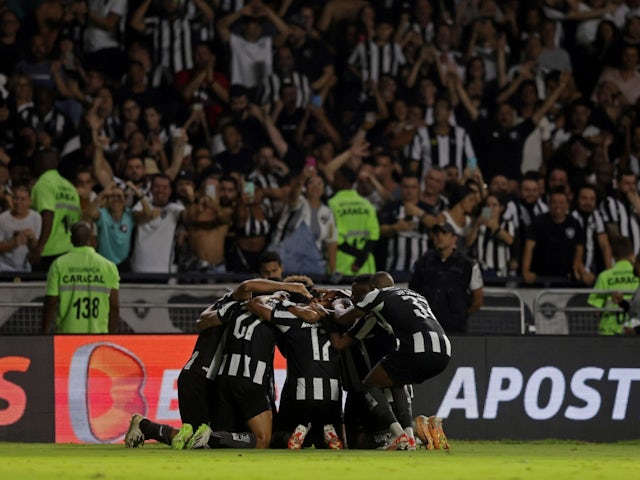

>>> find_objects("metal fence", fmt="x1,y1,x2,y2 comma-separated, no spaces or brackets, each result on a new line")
533,289,634,335
468,288,529,335
0,284,630,335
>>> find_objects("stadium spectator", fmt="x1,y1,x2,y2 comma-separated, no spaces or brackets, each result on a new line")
216,2,290,91
86,183,137,270
471,192,515,278
42,221,119,334
129,0,215,75
378,173,430,274
271,166,337,276
441,184,480,255
174,41,230,130
521,188,588,284
0,10,25,78
262,45,311,109
0,185,41,272
571,183,613,278
600,169,640,254
83,0,127,83
595,43,640,104
130,174,184,274
409,96,476,182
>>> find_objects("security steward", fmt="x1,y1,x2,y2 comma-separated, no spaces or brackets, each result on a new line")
42,222,120,333
408,222,483,333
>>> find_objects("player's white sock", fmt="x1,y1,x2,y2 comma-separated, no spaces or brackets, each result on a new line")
404,427,414,439
390,422,404,437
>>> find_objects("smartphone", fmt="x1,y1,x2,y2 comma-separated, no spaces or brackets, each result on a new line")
467,157,478,170
244,181,255,199
205,184,216,200
481,206,492,219
311,94,323,108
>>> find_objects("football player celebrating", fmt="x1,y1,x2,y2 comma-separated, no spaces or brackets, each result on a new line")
332,273,451,450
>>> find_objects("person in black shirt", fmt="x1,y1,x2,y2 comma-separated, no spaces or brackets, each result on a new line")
522,188,588,284
333,277,451,450
452,71,568,185
409,222,484,333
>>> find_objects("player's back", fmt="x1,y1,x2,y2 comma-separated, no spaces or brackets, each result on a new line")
217,296,279,387
272,304,341,402
356,287,447,354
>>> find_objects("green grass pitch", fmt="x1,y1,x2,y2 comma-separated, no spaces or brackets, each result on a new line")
1,441,638,480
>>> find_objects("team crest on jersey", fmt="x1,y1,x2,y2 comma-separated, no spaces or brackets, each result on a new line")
565,227,576,239
119,224,129,233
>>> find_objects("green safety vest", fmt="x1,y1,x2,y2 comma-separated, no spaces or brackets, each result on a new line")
46,246,120,333
587,260,639,335
328,189,380,275
31,170,81,256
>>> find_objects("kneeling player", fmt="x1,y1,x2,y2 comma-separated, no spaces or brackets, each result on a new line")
333,278,451,450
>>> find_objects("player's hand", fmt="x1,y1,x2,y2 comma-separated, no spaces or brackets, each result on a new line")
285,282,313,299
522,271,536,284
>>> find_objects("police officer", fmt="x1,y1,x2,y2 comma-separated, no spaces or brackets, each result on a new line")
42,222,120,334
408,222,483,333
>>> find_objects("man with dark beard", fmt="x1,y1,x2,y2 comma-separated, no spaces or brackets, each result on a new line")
571,184,612,280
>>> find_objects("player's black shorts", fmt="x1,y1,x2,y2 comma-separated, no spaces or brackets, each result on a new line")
211,375,272,431
380,351,449,385
177,370,217,427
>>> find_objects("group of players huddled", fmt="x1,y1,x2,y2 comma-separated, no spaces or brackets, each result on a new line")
124,261,451,451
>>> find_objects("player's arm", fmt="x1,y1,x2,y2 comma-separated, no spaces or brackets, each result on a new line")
328,331,354,350
196,304,224,330
233,279,311,301
31,210,53,265
286,303,329,324
246,295,275,321
108,289,119,334
332,302,364,328
42,295,59,334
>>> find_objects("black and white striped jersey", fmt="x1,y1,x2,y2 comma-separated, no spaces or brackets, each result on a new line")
144,3,213,75
475,219,516,277
378,200,430,272
571,209,607,274
599,195,640,254
355,287,450,357
410,124,476,180
217,294,278,387
348,40,406,82
261,71,311,109
271,303,341,402
340,313,397,392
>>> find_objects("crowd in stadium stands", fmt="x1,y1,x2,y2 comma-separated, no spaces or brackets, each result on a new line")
2,0,640,286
